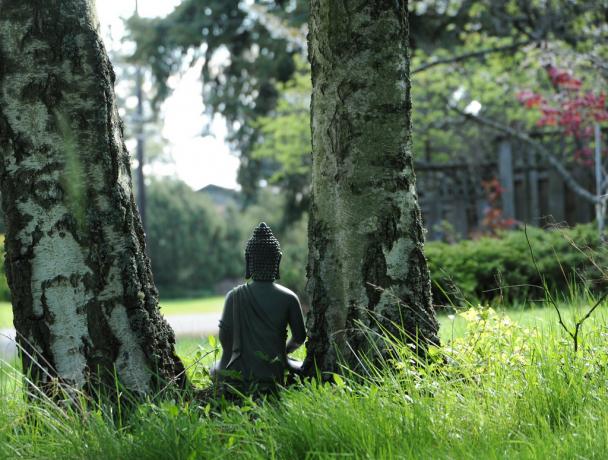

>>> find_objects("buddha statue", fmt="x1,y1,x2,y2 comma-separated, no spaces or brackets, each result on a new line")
211,222,306,391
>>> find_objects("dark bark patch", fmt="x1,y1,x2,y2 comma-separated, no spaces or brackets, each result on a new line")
328,107,352,169
20,72,63,108
362,240,390,309
84,299,120,382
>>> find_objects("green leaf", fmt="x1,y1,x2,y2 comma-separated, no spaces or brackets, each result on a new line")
333,373,345,387
226,436,235,449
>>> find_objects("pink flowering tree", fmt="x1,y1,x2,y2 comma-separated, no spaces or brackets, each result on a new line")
517,66,607,165
517,66,608,236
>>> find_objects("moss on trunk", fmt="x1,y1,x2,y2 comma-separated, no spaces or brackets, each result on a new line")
0,0,185,394
305,0,439,375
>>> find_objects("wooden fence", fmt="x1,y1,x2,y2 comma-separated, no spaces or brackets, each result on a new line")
416,140,595,241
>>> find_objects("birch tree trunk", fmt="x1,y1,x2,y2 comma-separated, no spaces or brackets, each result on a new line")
0,0,185,394
305,0,439,374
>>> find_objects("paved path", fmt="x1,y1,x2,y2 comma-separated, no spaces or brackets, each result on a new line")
0,328,15,361
0,313,222,360
165,312,222,337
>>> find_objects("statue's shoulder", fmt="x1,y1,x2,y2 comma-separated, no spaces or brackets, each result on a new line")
273,283,300,302
226,283,247,298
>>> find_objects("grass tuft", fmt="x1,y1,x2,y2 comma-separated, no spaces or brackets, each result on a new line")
1,294,608,459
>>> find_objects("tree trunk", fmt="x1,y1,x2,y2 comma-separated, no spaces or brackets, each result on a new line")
0,0,185,394
305,0,439,374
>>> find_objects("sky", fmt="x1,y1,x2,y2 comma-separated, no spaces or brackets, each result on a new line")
95,0,240,191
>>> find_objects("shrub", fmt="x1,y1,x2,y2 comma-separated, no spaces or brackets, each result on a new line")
142,180,310,300
426,224,608,306
146,179,243,295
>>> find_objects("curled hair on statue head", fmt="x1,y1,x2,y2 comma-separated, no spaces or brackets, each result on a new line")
245,222,282,281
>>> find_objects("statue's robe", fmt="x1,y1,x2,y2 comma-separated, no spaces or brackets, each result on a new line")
215,283,305,386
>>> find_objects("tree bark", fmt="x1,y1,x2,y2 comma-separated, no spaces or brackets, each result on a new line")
305,0,439,374
0,0,185,394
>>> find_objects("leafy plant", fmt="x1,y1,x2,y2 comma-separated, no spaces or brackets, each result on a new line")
426,224,608,305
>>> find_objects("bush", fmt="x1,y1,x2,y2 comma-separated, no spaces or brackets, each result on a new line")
146,179,242,295
143,180,310,299
426,224,608,305
275,217,308,304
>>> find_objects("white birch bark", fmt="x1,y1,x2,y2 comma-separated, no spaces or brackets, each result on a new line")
0,0,184,393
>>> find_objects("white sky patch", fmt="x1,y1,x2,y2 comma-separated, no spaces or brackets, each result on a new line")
464,100,482,115
95,0,240,191
451,86,465,102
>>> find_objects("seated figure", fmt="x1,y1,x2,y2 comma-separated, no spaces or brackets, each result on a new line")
211,222,306,391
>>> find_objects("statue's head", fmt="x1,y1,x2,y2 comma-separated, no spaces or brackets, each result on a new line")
245,222,282,281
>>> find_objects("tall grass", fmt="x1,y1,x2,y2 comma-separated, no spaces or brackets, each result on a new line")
1,295,607,459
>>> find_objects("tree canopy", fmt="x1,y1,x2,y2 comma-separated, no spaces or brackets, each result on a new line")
128,1,607,224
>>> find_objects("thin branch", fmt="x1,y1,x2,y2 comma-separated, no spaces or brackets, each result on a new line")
412,40,534,74
577,292,608,327
525,225,607,353
449,103,600,204
523,225,575,340
240,3,308,56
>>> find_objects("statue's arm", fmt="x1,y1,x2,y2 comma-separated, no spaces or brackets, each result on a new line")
286,296,306,354
218,291,234,367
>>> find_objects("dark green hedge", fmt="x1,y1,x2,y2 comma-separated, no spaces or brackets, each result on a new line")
426,224,608,305
1,214,604,306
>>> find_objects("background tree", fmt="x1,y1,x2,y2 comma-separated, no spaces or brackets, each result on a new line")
0,0,184,393
127,0,307,204
146,178,242,295
145,178,309,301
304,0,440,373
127,1,606,232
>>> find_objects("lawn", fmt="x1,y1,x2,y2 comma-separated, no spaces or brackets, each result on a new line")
0,296,226,329
1,296,608,459
0,302,10,329
159,295,225,316
437,298,608,342
2,293,606,350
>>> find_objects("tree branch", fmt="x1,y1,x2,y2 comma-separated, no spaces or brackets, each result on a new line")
412,40,534,74
240,3,308,56
448,103,600,205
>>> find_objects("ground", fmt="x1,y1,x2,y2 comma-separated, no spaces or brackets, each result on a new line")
1,294,607,459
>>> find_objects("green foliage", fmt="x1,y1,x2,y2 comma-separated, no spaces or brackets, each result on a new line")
275,217,308,303
146,179,308,299
446,306,539,369
243,13,607,217
251,56,311,222
251,57,311,177
2,301,608,459
127,0,307,199
127,0,607,209
146,178,242,295
426,224,608,305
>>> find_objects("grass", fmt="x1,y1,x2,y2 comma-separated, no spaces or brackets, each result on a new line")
159,295,224,316
0,302,10,329
1,294,608,459
437,297,608,342
0,296,225,329
0,292,596,334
